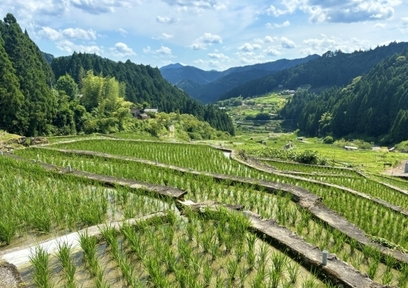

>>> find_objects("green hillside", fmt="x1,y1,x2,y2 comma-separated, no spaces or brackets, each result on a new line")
220,42,408,101
280,51,408,145
0,13,234,137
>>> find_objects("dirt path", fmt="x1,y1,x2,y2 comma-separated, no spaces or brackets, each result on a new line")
382,160,408,177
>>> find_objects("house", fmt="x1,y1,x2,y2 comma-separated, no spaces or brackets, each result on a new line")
344,146,358,151
130,108,148,120
144,108,159,114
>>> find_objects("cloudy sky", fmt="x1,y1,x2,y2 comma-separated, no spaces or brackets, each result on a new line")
1,0,408,71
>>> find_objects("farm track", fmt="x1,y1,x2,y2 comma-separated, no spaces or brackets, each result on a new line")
7,147,408,268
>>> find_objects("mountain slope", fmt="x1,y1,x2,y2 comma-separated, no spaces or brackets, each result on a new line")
160,55,319,103
280,51,408,144
160,64,221,85
220,41,408,101
51,53,235,135
0,13,56,136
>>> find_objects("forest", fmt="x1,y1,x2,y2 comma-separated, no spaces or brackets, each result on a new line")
279,51,408,145
0,13,234,137
220,42,408,101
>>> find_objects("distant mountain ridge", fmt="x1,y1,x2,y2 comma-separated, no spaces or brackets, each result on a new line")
160,55,319,103
220,41,408,101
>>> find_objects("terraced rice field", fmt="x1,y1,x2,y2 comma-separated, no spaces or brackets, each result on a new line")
2,136,408,287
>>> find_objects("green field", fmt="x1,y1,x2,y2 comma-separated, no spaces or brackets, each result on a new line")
2,133,408,287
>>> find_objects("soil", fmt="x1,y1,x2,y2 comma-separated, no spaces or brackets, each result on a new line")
0,262,24,288
382,160,408,177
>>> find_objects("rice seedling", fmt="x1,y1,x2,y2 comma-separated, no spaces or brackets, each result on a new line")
56,241,76,288
29,246,51,288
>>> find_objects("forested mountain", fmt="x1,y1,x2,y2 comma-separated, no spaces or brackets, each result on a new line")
0,13,56,136
160,55,319,103
220,42,408,101
160,63,221,85
0,13,234,136
280,51,408,144
51,53,234,135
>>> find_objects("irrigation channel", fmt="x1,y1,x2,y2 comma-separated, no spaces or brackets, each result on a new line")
2,138,408,287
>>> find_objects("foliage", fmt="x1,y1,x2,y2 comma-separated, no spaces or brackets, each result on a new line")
0,13,234,137
51,52,234,135
395,140,408,153
0,13,56,136
161,56,317,104
323,136,334,144
280,49,408,145
252,147,327,165
220,41,408,101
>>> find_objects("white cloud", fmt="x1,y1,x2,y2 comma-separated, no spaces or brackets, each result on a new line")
304,0,400,23
161,0,225,10
264,47,281,56
301,35,370,55
70,0,132,15
117,28,128,36
264,36,276,43
144,45,173,56
400,17,408,33
153,33,174,40
208,52,229,60
266,20,291,29
38,27,97,41
238,54,266,65
110,42,136,57
189,32,222,50
259,0,300,17
156,15,178,24
280,37,296,49
260,0,402,23
238,43,262,52
55,39,103,54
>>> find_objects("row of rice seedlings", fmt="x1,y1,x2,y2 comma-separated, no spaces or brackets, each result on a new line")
56,242,77,288
0,156,174,247
0,165,107,244
303,174,408,210
370,173,408,191
14,147,408,258
28,148,406,251
100,226,143,287
29,246,52,288
123,207,327,287
50,139,243,174
79,231,111,288
261,159,358,177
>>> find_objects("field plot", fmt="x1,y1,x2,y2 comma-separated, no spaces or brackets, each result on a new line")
3,138,408,287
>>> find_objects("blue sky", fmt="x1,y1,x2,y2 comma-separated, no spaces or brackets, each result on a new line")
1,0,408,71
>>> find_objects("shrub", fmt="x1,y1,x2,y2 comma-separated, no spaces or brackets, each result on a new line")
396,140,408,153
323,136,334,144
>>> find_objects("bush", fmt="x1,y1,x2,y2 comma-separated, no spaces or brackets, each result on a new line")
323,136,334,144
294,150,320,165
396,140,408,153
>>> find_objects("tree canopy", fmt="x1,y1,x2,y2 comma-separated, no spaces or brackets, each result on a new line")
280,51,408,144
0,13,234,137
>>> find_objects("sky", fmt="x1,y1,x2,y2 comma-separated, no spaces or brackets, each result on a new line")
1,0,408,71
